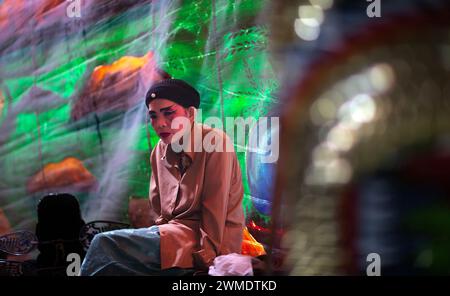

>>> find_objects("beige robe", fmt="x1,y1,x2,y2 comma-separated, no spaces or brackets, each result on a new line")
149,123,244,269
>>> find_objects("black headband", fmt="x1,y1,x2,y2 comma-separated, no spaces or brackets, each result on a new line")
145,79,200,108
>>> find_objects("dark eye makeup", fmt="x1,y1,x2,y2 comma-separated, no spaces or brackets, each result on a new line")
148,105,176,119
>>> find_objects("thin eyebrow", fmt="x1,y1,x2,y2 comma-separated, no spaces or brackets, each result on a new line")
148,104,175,114
160,105,175,112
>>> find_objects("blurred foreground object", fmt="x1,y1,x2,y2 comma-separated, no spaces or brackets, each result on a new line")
271,0,450,275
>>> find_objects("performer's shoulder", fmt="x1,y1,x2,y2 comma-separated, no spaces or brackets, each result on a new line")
198,123,231,141
150,139,165,159
197,123,235,154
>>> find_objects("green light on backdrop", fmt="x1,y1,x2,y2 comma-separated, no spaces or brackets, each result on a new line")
0,0,278,229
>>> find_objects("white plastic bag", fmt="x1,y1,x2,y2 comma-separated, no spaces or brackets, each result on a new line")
208,253,253,276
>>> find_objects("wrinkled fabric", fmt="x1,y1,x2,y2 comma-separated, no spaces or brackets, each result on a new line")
79,226,194,276
208,253,253,276
150,123,245,269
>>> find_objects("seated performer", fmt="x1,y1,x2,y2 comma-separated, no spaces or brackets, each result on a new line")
80,78,245,275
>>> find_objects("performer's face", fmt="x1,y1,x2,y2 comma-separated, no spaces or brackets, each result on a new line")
148,98,193,144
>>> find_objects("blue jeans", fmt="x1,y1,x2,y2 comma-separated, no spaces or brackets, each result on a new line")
80,226,195,276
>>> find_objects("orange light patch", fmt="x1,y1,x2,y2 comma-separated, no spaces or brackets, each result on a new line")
91,53,153,87
241,226,266,257
27,157,96,193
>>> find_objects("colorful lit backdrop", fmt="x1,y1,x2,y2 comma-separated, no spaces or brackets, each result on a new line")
0,0,279,238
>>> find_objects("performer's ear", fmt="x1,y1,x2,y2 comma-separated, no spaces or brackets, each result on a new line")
186,106,196,121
